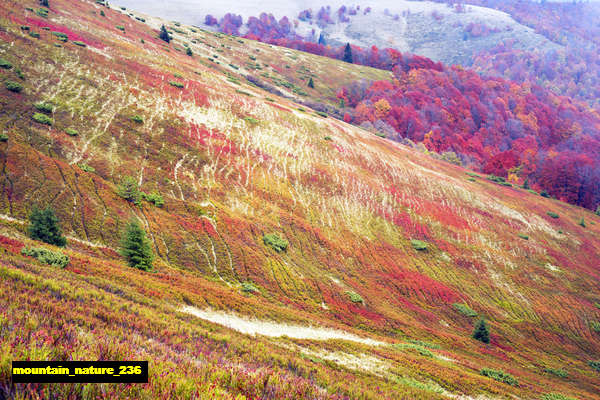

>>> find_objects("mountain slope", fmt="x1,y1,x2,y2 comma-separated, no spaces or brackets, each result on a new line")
0,1,600,399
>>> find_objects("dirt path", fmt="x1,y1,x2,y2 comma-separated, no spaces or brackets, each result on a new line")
180,305,385,346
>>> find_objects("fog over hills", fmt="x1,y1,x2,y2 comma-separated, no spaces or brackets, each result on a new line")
117,0,560,67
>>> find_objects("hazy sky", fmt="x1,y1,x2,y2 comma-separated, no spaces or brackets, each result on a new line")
115,0,600,25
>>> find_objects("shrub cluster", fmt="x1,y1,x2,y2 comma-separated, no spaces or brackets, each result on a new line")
346,291,364,304
411,239,428,251
0,58,12,69
21,246,69,268
5,81,23,93
480,368,518,386
141,191,164,207
453,303,477,317
263,233,288,252
34,102,53,113
32,113,53,125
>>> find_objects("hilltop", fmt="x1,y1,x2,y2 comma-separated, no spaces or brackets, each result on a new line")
0,0,599,399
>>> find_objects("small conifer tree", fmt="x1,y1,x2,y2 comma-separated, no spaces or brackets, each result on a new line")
117,176,141,205
308,77,314,88
472,318,490,344
120,219,154,271
159,25,170,43
186,46,193,56
343,43,353,63
40,0,49,7
521,179,529,189
596,205,600,216
28,207,67,247
578,217,586,227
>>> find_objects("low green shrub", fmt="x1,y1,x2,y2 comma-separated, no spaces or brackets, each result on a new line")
116,25,125,31
32,113,53,125
527,189,539,195
453,303,478,317
541,190,550,198
243,117,259,124
78,163,95,173
480,368,518,386
131,115,143,123
52,31,68,42
544,368,568,378
0,58,12,69
21,246,69,268
141,191,164,207
0,133,8,142
407,339,441,350
394,343,433,357
169,81,184,88
547,211,559,219
29,31,40,38
465,172,481,178
590,321,600,332
346,291,364,304
241,282,259,294
65,128,79,136
541,394,576,400
323,136,332,141
36,8,49,18
374,132,386,138
315,111,328,118
73,41,87,47
590,360,600,372
411,239,428,251
487,175,506,183
263,233,288,252
5,81,23,93
518,233,529,240
578,217,586,228
34,102,53,113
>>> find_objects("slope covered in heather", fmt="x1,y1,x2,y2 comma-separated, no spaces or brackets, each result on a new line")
0,1,600,399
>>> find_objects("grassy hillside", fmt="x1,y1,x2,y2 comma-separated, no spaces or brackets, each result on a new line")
0,0,599,399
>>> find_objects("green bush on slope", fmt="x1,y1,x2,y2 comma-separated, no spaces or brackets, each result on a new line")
480,368,518,386
21,247,69,268
263,233,288,252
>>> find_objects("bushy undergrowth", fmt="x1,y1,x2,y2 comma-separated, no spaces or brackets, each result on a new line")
21,246,69,268
480,368,518,386
410,239,428,251
263,233,288,252
544,368,568,378
5,81,23,93
453,303,477,317
32,113,53,125
346,291,364,304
